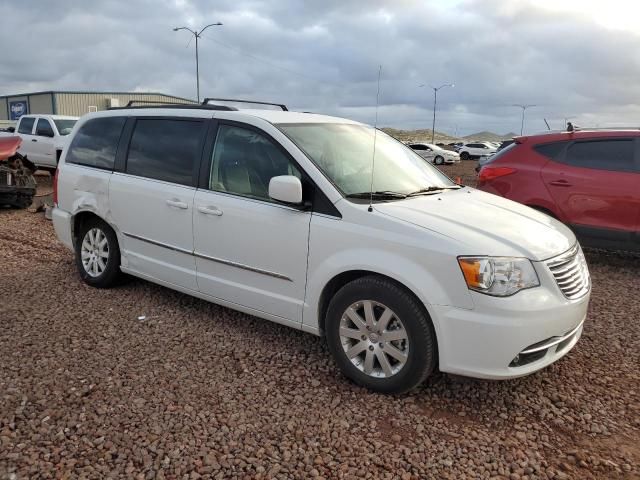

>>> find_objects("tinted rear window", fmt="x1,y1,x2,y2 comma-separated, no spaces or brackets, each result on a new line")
564,139,635,172
66,117,126,170
533,141,567,159
126,119,205,186
18,117,35,134
483,142,517,165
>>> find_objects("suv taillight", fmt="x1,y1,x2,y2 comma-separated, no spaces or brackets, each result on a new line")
53,168,59,206
478,166,516,184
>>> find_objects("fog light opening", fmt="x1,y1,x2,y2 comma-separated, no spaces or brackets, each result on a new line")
509,349,547,367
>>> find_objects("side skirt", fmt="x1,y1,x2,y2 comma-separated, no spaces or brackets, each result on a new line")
119,266,321,336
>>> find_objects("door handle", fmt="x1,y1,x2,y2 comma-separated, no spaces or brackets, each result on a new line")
549,179,572,187
197,205,223,216
31,138,38,142
166,199,188,209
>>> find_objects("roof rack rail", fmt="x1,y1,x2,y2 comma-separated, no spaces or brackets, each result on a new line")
125,100,196,107
108,100,236,111
201,98,288,111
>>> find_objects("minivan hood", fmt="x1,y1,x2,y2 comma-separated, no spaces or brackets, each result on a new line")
374,188,575,261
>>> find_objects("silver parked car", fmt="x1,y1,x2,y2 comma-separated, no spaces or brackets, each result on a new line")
406,143,461,165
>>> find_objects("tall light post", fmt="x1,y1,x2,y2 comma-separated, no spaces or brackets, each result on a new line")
173,22,223,103
420,83,454,143
512,104,536,135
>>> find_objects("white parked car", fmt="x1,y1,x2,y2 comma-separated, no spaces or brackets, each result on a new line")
52,103,590,393
0,115,78,172
459,141,497,160
406,143,460,165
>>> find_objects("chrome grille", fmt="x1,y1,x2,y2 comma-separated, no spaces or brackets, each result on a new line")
546,244,590,299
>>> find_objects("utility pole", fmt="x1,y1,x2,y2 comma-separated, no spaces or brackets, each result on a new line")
512,104,536,135
173,22,223,102
420,83,454,143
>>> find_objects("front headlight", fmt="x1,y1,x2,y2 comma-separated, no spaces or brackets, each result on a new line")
457,256,540,296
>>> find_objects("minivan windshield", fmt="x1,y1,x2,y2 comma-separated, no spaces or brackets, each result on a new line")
53,119,77,136
278,123,455,198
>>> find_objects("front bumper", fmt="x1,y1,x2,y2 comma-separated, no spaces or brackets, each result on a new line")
430,261,590,379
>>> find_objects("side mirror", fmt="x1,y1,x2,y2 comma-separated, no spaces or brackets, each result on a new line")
269,175,303,205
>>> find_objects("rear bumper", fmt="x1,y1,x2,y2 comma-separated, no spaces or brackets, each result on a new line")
52,207,73,250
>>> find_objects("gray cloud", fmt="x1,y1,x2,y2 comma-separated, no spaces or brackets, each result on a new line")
1,0,638,135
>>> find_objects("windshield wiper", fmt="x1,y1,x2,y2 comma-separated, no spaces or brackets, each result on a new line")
407,186,461,197
346,191,408,200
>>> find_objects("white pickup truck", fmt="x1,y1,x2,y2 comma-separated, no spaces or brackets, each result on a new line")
0,115,78,173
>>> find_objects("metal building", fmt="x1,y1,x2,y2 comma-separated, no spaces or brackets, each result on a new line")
0,91,196,121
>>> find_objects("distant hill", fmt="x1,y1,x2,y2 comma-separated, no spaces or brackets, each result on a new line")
463,131,517,142
381,127,458,143
382,128,517,144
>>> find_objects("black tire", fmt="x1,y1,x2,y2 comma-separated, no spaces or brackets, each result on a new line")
460,151,470,161
326,276,437,394
11,192,33,209
74,217,123,288
434,156,445,165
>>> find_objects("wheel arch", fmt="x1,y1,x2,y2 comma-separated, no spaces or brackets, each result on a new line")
71,210,118,248
316,269,436,337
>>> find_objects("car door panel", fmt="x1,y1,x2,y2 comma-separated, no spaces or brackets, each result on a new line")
193,121,312,322
541,138,640,249
107,117,206,290
194,191,311,320
110,174,197,289
33,119,56,167
541,139,639,233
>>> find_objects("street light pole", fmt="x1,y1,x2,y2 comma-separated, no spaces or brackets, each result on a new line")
420,83,454,144
512,104,536,135
173,22,223,103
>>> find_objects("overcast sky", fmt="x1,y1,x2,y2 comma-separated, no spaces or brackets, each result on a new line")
1,0,639,136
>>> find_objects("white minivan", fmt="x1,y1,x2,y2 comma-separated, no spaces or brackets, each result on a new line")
52,102,590,393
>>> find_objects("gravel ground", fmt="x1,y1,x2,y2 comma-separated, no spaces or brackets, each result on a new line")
1,166,638,479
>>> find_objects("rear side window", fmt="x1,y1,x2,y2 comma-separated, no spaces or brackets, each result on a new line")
126,119,205,186
483,142,517,165
410,144,426,150
564,139,635,172
18,117,35,134
66,117,126,170
533,141,567,159
36,119,54,137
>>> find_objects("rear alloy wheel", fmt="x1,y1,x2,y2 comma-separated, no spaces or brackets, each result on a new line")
326,276,437,393
75,218,123,288
460,151,470,161
434,156,445,165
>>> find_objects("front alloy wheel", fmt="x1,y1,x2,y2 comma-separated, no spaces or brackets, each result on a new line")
340,301,409,378
326,276,437,393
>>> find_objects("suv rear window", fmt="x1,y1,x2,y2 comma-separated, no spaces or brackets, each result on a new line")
125,119,205,186
18,117,35,134
533,141,567,159
66,117,126,170
564,139,635,172
483,142,517,165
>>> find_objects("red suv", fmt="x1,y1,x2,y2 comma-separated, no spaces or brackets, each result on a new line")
477,129,640,251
